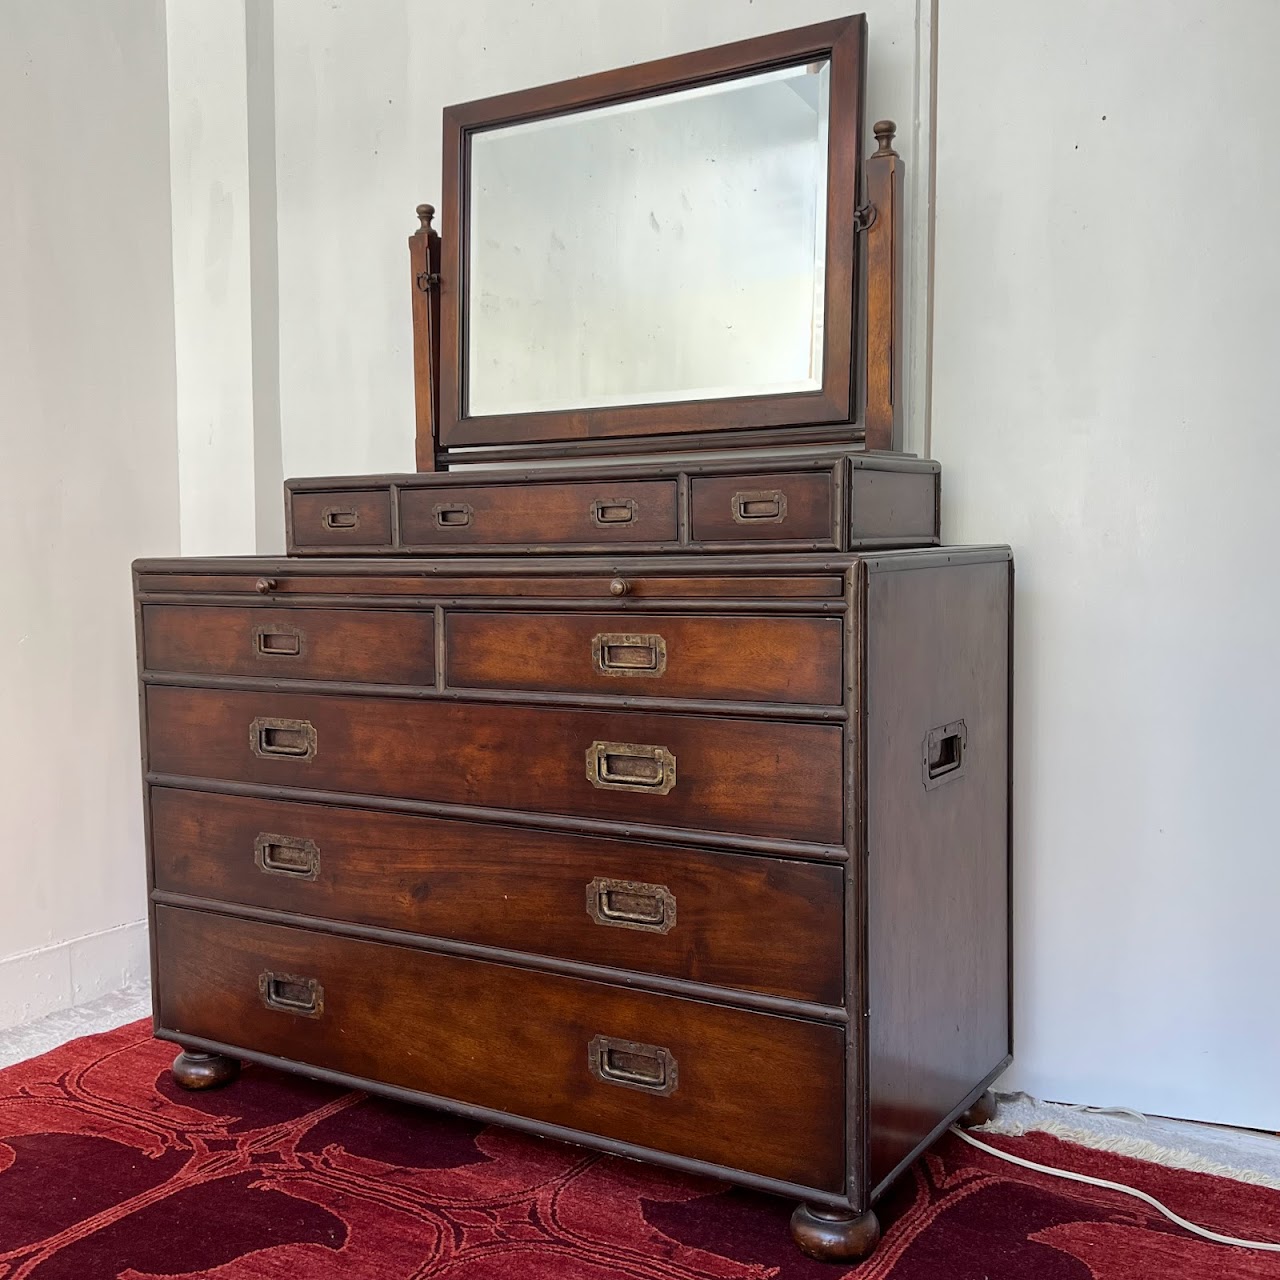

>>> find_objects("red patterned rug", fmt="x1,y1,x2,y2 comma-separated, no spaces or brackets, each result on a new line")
1,1020,1277,1279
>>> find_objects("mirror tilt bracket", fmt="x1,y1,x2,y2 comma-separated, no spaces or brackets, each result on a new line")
409,203,443,470
863,120,902,453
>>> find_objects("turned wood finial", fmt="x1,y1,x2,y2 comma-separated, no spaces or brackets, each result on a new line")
873,120,898,156
416,203,436,231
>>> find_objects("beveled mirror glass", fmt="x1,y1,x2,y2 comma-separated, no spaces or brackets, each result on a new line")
466,62,831,418
437,16,865,454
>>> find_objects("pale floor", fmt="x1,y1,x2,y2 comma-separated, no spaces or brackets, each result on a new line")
2,984,1278,1191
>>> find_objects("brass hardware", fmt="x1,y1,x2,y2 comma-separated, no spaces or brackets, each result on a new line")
732,489,788,524
586,741,676,795
416,270,441,292
588,1034,678,1096
433,502,474,528
608,577,630,597
250,716,317,761
253,625,303,658
254,577,277,595
255,832,320,880
591,632,667,678
322,507,359,531
923,719,968,790
587,877,676,933
259,971,324,1018
592,497,636,526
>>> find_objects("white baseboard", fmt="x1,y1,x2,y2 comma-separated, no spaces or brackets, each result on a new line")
0,920,150,1032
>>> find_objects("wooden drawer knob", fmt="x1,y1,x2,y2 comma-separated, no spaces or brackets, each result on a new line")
609,577,630,597
255,577,277,595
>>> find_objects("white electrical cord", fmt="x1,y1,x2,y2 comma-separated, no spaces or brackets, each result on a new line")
950,1125,1280,1253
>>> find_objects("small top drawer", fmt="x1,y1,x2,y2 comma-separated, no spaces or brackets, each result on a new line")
690,470,836,547
398,479,677,550
290,490,392,550
142,605,435,686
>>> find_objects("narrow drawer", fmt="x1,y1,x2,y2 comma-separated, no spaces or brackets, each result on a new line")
151,789,845,1005
690,470,836,545
398,479,677,548
447,612,843,706
142,605,434,686
145,687,844,844
155,905,846,1190
290,490,392,550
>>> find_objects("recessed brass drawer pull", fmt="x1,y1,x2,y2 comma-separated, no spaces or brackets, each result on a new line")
923,719,968,790
250,716,317,761
592,497,636,525
322,507,359,531
591,632,667,678
586,877,676,933
254,832,320,880
586,741,676,794
259,971,324,1018
732,489,788,523
588,1034,678,1096
253,625,303,658
433,502,474,528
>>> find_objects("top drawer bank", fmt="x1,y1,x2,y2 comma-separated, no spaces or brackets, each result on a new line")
286,454,940,556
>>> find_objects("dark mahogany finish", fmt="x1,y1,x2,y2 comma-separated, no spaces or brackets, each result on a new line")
170,1049,240,1090
445,612,843,705
150,787,846,1004
135,547,1012,1239
400,478,679,548
284,455,941,557
142,605,435,685
433,18,867,460
155,905,847,1190
133,18,1005,1268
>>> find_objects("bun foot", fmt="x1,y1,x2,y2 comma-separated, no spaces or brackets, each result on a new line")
959,1088,997,1128
790,1204,880,1262
172,1050,240,1091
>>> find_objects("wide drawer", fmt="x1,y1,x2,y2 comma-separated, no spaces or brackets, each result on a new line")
398,479,678,549
690,470,836,546
290,489,393,550
145,687,844,843
446,612,843,705
155,905,846,1190
141,605,435,685
150,788,845,1004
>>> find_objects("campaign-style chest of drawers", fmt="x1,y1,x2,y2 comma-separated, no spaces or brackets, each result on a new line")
134,16,1015,1264
135,547,1012,1246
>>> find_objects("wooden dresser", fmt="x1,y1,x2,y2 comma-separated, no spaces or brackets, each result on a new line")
135,17,1013,1263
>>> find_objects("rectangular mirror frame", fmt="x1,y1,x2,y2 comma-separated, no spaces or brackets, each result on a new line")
427,16,868,464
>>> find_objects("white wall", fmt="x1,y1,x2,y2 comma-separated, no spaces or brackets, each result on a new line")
932,0,1280,1128
270,0,934,478
0,0,178,1028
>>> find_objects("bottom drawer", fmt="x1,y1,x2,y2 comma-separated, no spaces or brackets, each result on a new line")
155,905,846,1192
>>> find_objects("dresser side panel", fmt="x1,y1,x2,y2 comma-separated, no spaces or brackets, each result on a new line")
863,557,1012,1193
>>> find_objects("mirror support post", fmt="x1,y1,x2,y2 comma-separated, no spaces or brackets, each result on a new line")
410,203,443,471
863,121,902,453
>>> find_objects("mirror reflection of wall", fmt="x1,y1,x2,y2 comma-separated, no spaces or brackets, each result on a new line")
466,61,830,418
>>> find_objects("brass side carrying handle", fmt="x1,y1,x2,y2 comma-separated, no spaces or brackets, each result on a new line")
255,832,320,880
587,877,676,933
433,502,473,528
253,624,303,658
586,741,676,795
591,632,667,678
589,1034,678,1096
250,716,317,761
323,507,359,531
732,489,788,523
592,497,636,526
259,971,324,1018
923,719,968,790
